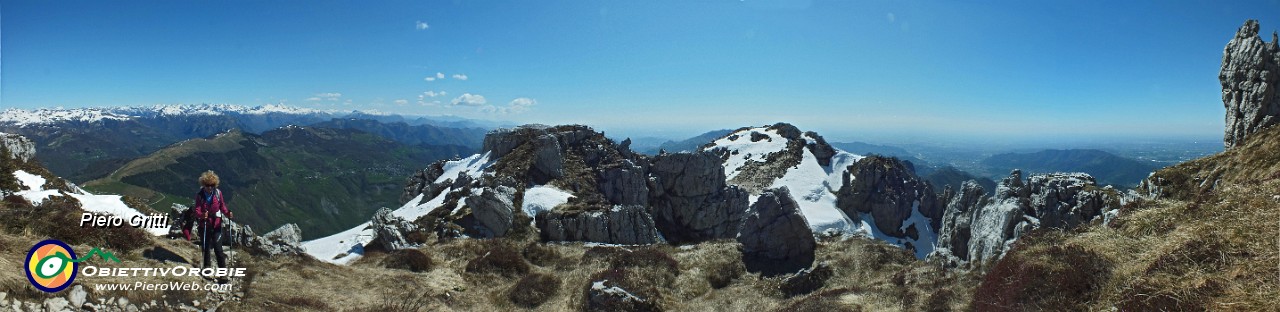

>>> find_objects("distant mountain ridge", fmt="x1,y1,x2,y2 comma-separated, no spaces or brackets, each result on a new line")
649,129,734,154
980,149,1160,187
311,118,486,149
0,104,494,183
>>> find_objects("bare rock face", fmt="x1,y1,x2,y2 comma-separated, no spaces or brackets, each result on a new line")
835,156,942,237
929,170,1119,267
536,205,659,245
465,186,517,237
531,134,566,180
1221,20,1280,149
930,181,990,266
738,187,817,276
482,127,531,159
371,207,418,250
0,132,36,163
598,159,649,206
648,151,750,244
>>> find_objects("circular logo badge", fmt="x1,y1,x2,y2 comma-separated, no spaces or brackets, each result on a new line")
25,239,78,293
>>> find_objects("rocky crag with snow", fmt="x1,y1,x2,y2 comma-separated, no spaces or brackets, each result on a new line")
315,123,904,266
313,122,1121,272
1222,19,1280,149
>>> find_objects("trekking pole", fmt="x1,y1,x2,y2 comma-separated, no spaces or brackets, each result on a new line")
201,217,207,269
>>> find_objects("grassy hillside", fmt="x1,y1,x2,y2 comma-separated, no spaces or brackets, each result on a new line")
1,116,239,183
85,127,471,239
975,126,1280,310
981,149,1162,188
310,118,486,149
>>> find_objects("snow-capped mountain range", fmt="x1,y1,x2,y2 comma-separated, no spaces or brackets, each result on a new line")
0,104,356,127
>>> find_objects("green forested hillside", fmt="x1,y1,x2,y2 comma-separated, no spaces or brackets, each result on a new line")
85,126,471,239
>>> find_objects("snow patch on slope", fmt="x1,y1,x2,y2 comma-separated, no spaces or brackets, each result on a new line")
522,185,574,223
10,170,167,236
770,147,863,234
302,153,495,265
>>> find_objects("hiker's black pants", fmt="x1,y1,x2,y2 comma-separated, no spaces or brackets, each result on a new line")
201,226,227,269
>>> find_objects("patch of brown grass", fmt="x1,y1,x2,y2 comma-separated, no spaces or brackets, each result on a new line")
382,248,434,273
508,272,561,309
465,239,531,278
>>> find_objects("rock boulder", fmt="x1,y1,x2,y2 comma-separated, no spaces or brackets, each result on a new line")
465,186,517,237
737,187,816,276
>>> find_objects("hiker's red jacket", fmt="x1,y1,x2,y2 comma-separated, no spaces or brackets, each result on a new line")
193,189,230,229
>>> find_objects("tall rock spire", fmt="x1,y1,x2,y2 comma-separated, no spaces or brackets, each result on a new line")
1220,20,1280,148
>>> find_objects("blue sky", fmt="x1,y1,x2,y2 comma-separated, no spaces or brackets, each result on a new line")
3,1,1278,142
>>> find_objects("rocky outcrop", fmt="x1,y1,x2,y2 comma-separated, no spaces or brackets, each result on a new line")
769,122,802,140
531,134,565,179
598,160,649,206
402,161,446,203
1024,173,1111,228
835,156,943,237
482,127,530,159
803,131,836,167
465,186,517,237
223,221,305,257
929,170,1119,267
931,181,989,266
257,223,305,256
371,207,418,250
648,152,750,244
0,133,35,163
1221,20,1280,149
536,205,659,245
738,187,817,276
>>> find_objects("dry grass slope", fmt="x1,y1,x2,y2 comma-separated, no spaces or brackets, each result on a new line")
983,125,1280,310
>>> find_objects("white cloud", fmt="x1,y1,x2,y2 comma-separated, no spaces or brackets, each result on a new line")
418,91,447,99
307,92,342,102
436,72,445,79
416,21,429,30
424,77,436,82
481,97,537,114
452,74,468,81
450,93,487,106
394,99,409,105
507,97,536,113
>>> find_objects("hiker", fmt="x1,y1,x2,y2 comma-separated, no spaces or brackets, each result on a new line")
194,170,233,271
